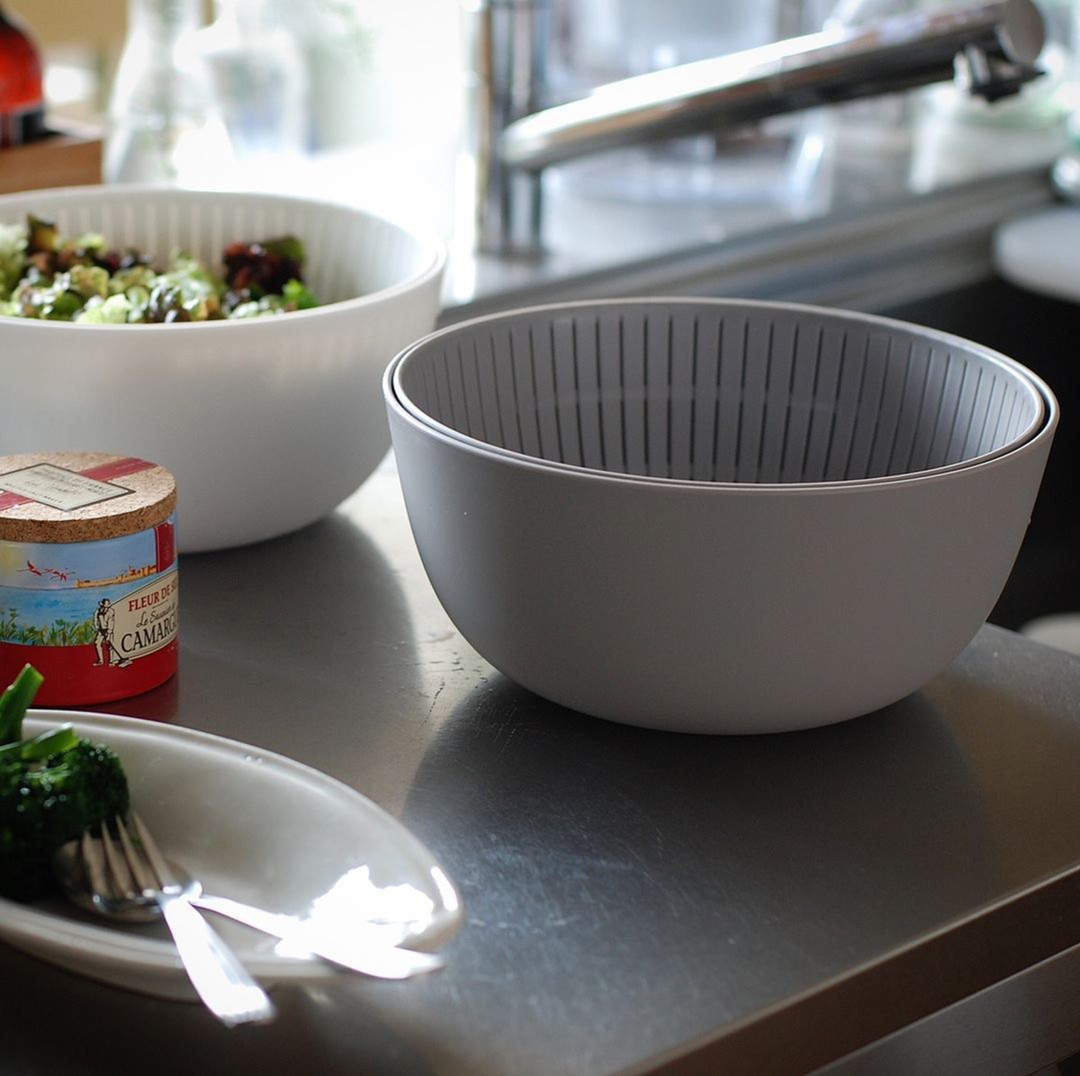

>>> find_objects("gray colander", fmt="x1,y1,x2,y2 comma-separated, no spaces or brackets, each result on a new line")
392,299,1045,484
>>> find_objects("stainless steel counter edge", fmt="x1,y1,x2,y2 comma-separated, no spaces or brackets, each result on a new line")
621,859,1080,1074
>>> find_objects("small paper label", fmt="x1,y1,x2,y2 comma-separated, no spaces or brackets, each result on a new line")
107,569,180,663
0,463,131,511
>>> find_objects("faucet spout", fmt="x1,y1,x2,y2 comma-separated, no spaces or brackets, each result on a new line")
502,0,1044,171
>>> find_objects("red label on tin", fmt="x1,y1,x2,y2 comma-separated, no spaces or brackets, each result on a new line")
154,520,176,572
0,639,178,707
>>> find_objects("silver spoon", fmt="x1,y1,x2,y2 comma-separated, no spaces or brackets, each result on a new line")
56,818,275,1026
55,813,444,982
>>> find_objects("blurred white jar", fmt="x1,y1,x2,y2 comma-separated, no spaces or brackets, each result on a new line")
104,0,234,187
196,0,310,161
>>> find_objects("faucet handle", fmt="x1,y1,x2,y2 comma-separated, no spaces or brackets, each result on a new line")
957,43,1043,101
955,0,1046,102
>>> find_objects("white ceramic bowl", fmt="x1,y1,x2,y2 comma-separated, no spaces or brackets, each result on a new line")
0,185,445,552
385,299,1057,734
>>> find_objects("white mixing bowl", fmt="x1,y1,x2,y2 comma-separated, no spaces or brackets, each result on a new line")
385,298,1057,734
0,185,445,552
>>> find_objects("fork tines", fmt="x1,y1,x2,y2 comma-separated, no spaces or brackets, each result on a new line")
81,814,172,903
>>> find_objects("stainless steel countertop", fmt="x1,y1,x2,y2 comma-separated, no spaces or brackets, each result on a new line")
7,454,1080,1074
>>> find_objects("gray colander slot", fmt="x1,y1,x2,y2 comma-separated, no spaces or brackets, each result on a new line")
397,303,1042,482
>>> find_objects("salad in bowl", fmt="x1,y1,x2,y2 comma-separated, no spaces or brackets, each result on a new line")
0,213,319,324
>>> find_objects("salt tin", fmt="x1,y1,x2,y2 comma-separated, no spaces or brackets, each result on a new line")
0,452,178,706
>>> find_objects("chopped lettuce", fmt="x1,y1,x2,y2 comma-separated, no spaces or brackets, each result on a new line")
76,293,134,324
0,221,26,298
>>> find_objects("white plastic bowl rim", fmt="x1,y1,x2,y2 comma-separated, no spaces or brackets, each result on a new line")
389,296,1051,491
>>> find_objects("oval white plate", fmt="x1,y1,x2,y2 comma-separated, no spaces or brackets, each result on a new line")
0,711,463,1000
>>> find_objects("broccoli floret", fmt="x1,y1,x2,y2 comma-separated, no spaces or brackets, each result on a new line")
0,666,130,903
1,741,130,902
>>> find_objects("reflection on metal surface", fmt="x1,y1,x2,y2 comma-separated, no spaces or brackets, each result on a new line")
1052,147,1080,199
308,865,438,934
472,0,1046,253
400,676,1004,1062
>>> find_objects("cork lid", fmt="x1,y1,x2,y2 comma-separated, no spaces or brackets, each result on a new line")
0,452,177,544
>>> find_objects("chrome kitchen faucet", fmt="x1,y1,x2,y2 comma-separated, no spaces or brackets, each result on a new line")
469,0,1047,255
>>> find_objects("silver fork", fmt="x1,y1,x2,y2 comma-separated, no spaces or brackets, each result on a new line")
77,816,276,1027
56,813,444,982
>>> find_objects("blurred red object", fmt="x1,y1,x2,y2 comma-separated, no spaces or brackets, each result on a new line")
0,5,44,148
